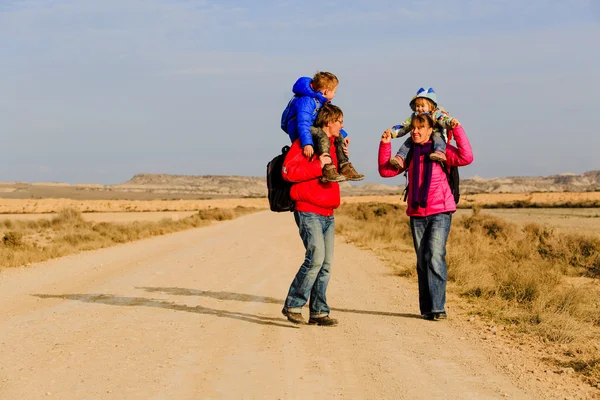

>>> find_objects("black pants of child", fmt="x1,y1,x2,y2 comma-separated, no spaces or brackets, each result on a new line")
310,126,348,164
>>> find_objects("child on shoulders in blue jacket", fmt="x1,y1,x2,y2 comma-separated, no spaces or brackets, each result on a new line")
281,71,364,182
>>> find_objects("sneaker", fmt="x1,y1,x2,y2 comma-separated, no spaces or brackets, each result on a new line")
338,162,365,181
434,312,447,320
430,151,447,162
389,155,404,169
281,307,306,325
320,163,346,183
308,315,338,326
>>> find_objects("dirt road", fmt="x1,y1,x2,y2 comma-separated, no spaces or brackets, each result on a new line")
0,211,591,399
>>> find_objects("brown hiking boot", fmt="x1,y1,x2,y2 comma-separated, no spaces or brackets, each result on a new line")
308,315,338,326
281,307,306,325
339,162,364,181
389,155,404,169
320,163,346,183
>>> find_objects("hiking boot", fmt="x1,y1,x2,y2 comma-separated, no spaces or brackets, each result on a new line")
339,162,365,181
308,315,338,326
320,163,346,183
434,312,447,320
389,155,405,169
281,307,306,325
430,151,447,162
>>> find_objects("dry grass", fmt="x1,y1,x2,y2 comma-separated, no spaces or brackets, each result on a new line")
336,202,600,385
0,206,259,269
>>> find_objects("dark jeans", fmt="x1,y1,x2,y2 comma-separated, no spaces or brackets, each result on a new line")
396,129,447,160
285,211,335,317
310,126,348,165
409,212,452,315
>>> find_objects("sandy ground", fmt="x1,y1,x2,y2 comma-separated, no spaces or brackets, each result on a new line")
0,211,595,399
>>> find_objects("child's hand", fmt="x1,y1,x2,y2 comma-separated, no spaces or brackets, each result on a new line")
319,154,332,168
381,129,392,143
344,137,350,147
303,145,314,158
450,118,461,128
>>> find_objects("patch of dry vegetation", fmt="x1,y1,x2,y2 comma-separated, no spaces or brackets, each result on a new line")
0,206,258,269
336,203,600,385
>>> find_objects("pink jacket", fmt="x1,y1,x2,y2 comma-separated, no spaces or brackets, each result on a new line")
378,125,474,217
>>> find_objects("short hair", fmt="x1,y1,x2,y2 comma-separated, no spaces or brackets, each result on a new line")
314,103,343,128
312,71,339,91
410,113,434,130
413,97,436,111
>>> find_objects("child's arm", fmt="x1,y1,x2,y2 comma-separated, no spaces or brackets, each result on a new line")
295,97,317,149
390,115,413,138
433,108,460,130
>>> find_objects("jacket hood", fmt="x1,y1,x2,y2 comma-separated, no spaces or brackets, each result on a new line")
292,77,329,103
409,87,438,111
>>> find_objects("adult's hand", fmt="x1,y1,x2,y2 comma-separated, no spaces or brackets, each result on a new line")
381,129,392,143
319,154,332,168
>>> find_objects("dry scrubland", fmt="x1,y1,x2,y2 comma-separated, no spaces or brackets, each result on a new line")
0,207,258,269
336,203,600,386
0,191,599,214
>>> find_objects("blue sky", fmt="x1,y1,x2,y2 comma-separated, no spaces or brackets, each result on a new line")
1,0,598,184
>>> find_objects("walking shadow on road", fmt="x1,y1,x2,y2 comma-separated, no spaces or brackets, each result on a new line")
136,287,423,320
34,293,298,329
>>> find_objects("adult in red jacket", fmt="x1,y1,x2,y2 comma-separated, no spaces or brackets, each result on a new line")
280,103,344,326
378,113,474,320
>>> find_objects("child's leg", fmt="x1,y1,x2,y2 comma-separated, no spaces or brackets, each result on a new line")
310,127,345,182
335,136,364,181
429,129,447,162
334,135,348,165
431,130,447,154
395,137,413,160
389,136,413,169
310,126,331,157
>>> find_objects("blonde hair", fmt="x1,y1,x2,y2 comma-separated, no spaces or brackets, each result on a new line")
312,71,339,91
315,103,343,128
413,97,436,112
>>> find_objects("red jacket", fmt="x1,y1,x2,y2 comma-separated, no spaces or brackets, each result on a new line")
282,137,341,216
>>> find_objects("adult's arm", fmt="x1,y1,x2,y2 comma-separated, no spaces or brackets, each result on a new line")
282,143,323,183
378,140,403,178
445,125,474,167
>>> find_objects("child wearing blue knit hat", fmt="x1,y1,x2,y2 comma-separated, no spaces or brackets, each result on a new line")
387,87,460,169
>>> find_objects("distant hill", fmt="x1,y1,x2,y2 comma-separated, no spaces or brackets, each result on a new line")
0,171,598,200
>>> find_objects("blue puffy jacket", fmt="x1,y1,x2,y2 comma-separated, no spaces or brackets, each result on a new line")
283,77,348,148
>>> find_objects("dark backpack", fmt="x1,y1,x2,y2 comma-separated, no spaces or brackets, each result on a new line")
402,149,461,204
266,146,295,212
280,96,322,134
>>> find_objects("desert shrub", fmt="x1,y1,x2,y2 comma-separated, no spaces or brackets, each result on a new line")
3,231,24,248
52,207,85,226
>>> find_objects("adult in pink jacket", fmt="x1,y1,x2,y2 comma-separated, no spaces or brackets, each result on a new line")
378,113,473,320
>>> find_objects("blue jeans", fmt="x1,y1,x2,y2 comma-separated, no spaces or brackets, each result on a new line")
409,212,452,315
396,129,447,160
285,211,335,318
